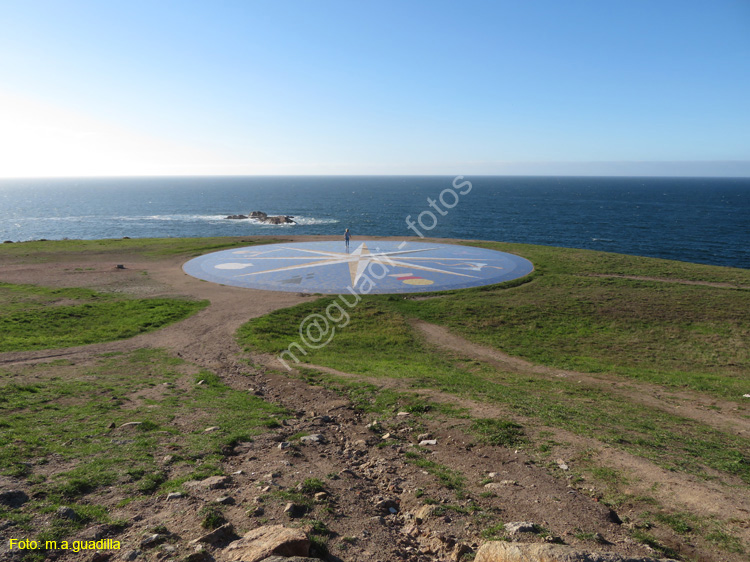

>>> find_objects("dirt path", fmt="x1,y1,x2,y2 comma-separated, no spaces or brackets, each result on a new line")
263,354,750,531
0,251,312,369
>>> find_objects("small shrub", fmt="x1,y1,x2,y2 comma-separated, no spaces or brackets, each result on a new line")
310,519,332,536
299,477,325,495
199,505,226,529
481,522,505,540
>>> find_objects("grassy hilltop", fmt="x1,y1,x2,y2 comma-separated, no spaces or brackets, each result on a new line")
240,241,750,479
238,240,750,557
241,241,750,400
0,237,748,561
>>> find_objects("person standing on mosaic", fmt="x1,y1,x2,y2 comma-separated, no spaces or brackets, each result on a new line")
345,228,351,248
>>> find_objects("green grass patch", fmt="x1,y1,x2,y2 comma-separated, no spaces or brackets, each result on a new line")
186,370,286,455
651,511,694,534
239,271,750,401
240,240,750,400
270,488,313,509
11,502,122,562
461,240,750,286
293,367,467,418
0,349,183,489
199,504,227,530
299,478,326,495
640,510,746,555
403,451,466,495
239,296,750,485
309,519,333,536
0,281,208,352
469,418,525,447
0,236,285,261
389,274,750,400
433,502,480,516
0,348,286,549
705,529,745,554
480,522,506,541
631,529,681,559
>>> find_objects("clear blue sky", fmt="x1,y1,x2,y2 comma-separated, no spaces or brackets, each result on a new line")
1,0,748,177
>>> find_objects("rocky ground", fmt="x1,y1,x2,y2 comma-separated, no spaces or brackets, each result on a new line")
1,236,745,562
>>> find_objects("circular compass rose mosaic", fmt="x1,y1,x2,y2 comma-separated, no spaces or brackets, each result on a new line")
182,241,533,294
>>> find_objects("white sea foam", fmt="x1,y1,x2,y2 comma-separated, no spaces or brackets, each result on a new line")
291,216,339,225
140,214,227,222
41,216,100,221
114,214,340,226
223,215,339,226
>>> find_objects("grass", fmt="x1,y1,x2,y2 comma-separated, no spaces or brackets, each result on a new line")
184,370,287,455
299,477,326,495
239,276,750,399
638,510,746,556
3,237,748,559
651,511,694,534
239,300,750,485
469,418,525,447
480,522,506,541
237,241,750,556
265,477,328,516
0,349,285,488
706,529,745,554
0,281,207,352
19,504,127,562
0,236,285,260
389,275,750,400
293,367,468,419
403,450,466,497
0,348,286,559
631,528,681,559
199,504,227,529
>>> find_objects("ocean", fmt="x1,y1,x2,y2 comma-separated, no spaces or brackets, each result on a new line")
0,176,748,269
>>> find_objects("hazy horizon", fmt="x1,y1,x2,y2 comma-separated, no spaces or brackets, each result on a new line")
2,169,750,181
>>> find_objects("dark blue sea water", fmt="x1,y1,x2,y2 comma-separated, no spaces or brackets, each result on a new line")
1,176,748,269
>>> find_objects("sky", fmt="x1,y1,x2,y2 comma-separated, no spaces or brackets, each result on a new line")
0,0,749,178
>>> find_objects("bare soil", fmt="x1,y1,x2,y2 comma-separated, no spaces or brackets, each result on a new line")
1,236,747,562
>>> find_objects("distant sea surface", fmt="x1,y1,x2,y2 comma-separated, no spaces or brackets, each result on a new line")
1,176,748,269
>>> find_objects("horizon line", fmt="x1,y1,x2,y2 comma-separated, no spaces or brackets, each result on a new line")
1,172,750,181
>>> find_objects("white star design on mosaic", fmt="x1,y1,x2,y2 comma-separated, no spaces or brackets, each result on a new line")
233,242,479,287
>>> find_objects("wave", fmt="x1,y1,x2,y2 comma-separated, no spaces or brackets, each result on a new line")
290,216,339,225
141,214,227,222
5,213,340,226
123,214,340,226
591,238,614,242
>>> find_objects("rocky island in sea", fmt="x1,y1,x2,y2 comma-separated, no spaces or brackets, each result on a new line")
225,211,296,224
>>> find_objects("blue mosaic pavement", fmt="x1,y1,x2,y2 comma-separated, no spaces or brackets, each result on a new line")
182,240,533,294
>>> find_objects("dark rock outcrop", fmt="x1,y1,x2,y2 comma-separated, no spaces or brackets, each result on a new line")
263,215,295,224
225,211,295,224
0,490,28,508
